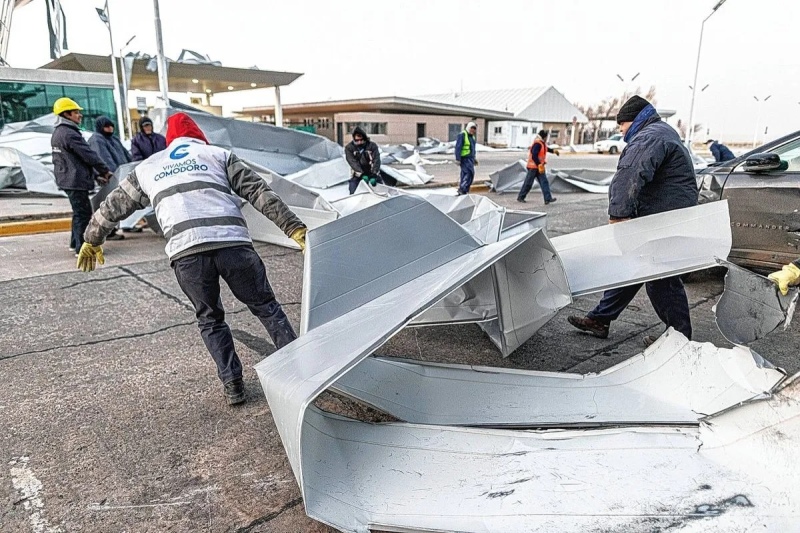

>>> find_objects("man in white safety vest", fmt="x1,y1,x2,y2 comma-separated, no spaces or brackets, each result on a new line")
78,113,308,406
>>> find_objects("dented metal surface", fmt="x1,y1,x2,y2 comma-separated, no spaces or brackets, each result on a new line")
256,196,796,532
488,159,612,194
552,201,732,296
332,329,784,426
714,260,799,345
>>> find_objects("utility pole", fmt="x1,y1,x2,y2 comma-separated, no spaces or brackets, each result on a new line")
153,0,169,107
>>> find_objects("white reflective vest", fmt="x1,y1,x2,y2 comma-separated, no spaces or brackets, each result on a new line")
134,137,251,259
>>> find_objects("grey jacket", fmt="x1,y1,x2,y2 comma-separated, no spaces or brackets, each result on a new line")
50,117,110,191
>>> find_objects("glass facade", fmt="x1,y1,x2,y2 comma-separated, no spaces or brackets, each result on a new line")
0,82,117,131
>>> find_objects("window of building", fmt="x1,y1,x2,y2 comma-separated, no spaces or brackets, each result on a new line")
522,127,528,134
0,82,117,130
494,126,502,134
345,122,387,135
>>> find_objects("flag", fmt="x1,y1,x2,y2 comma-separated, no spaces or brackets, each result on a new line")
45,0,68,60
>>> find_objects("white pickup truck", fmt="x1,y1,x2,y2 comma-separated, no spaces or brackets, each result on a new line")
594,134,626,154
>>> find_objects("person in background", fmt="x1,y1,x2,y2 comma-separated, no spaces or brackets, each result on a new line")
706,139,735,163
50,97,113,254
517,129,559,204
344,126,383,194
89,116,131,240
567,95,699,347
77,113,307,406
131,116,167,161
454,121,478,195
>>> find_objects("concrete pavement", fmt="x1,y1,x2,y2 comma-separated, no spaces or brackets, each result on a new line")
2,172,798,532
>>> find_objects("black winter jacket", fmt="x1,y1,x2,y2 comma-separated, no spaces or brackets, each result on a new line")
130,131,167,161
88,116,132,172
51,117,110,191
344,126,381,178
608,115,698,219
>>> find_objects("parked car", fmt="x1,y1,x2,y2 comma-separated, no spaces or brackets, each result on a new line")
594,134,626,154
696,129,800,272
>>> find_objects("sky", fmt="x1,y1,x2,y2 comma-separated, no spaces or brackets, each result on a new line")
5,0,799,142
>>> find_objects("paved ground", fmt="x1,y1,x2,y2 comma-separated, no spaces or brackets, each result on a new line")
2,155,798,532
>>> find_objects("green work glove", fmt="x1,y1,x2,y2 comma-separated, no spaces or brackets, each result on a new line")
362,175,377,186
290,227,307,252
76,243,105,273
767,262,800,296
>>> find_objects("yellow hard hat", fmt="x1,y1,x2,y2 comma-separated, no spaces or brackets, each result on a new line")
52,97,83,115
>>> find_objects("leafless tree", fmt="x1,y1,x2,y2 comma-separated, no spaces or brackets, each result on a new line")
577,86,657,144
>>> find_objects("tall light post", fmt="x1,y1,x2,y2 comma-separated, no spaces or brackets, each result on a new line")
752,94,771,148
96,1,125,138
153,0,170,107
688,83,710,139
686,0,727,150
119,34,136,140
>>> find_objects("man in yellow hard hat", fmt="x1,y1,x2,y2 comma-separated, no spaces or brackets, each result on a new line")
50,97,114,254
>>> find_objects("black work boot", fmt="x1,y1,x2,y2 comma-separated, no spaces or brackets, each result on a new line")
223,377,246,405
567,315,610,339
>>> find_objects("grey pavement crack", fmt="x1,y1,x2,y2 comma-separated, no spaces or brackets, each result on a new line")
60,275,130,289
118,266,194,312
234,497,303,532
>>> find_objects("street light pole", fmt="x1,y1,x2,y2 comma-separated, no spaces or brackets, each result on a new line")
119,35,136,140
686,0,727,150
153,0,170,107
615,72,640,110
99,1,125,138
752,94,771,148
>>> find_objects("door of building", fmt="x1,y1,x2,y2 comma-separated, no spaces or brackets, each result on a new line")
416,123,426,141
448,123,462,142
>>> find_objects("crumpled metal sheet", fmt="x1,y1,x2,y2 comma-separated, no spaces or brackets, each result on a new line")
0,146,62,196
283,157,350,190
256,196,796,532
489,160,612,194
332,328,784,426
714,259,799,345
552,201,733,296
149,108,343,175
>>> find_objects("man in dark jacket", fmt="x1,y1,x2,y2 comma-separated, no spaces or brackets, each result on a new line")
454,122,478,195
89,116,132,172
344,126,383,194
131,116,167,161
568,95,699,345
88,116,131,240
50,97,113,253
706,139,735,163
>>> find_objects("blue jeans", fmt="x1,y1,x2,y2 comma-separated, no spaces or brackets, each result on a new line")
172,245,297,383
518,169,553,202
587,276,692,339
64,189,93,250
458,158,475,194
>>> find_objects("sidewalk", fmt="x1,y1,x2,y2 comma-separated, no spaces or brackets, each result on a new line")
0,194,72,236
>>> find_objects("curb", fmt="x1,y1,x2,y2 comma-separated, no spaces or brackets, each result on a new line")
0,218,71,237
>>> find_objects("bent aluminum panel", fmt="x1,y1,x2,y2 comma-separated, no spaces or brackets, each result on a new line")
243,203,337,249
300,195,482,333
332,329,784,426
715,260,799,345
284,157,350,189
552,201,732,296
297,377,800,533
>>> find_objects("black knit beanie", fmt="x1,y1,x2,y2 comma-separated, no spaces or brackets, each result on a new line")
616,95,650,123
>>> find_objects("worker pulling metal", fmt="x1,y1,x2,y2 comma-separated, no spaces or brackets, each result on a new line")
76,112,307,406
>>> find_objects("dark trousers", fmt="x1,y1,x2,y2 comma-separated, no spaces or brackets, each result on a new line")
457,158,475,194
348,173,384,194
172,245,297,383
64,189,93,250
518,169,553,203
587,276,692,339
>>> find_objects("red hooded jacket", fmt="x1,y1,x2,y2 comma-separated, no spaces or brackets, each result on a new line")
166,113,209,145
